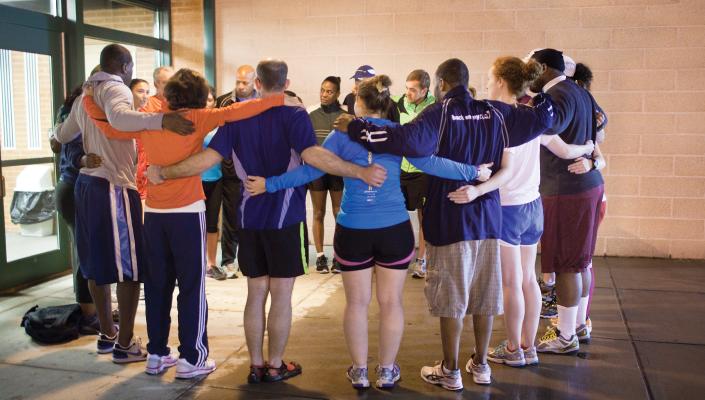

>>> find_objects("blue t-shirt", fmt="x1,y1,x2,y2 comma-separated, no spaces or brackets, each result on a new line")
208,105,317,230
346,87,555,245
266,118,478,229
201,130,222,182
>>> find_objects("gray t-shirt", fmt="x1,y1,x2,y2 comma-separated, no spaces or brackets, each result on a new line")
56,72,163,189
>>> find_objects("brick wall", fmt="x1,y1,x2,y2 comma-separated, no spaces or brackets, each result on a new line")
171,0,206,74
209,0,705,259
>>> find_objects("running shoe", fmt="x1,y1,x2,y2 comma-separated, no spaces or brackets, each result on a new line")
263,360,302,382
145,352,178,375
411,258,427,279
420,361,463,391
224,263,239,279
97,331,118,354
331,259,342,274
539,278,555,299
316,255,329,274
375,363,401,389
523,346,539,365
112,336,147,364
79,314,101,335
247,365,266,383
540,296,558,319
206,265,227,281
586,317,593,334
487,341,526,367
466,356,491,385
175,358,216,379
346,366,370,389
576,324,591,343
537,327,579,354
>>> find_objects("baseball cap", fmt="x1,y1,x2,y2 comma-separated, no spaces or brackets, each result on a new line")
563,54,576,78
350,65,376,80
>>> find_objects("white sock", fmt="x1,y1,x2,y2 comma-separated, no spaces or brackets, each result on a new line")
316,252,324,258
576,296,589,327
557,305,578,338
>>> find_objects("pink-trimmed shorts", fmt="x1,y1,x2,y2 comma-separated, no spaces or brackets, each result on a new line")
333,220,415,272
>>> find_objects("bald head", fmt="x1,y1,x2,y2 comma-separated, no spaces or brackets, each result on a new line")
153,66,175,97
235,65,256,98
99,44,133,85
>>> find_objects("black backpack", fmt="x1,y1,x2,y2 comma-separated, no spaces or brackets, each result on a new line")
21,304,82,344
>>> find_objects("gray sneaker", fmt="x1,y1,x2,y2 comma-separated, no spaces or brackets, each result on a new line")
411,258,426,279
223,263,239,279
206,265,227,281
487,341,526,367
524,346,539,365
576,324,591,343
346,366,370,389
375,363,401,389
465,356,491,385
537,327,579,354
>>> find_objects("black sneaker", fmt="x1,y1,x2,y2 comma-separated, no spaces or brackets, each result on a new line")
263,361,302,382
331,259,342,274
316,255,329,274
79,314,101,335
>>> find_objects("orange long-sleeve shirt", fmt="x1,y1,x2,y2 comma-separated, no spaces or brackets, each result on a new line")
83,94,284,209
135,95,167,199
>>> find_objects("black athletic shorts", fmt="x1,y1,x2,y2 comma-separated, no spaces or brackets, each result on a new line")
308,174,344,192
333,220,415,272
400,171,428,211
202,180,223,233
237,222,309,278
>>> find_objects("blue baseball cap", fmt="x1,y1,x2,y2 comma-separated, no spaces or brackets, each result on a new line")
350,65,376,80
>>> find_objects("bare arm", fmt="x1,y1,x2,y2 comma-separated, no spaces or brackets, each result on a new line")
159,148,224,180
541,135,594,160
567,142,607,174
55,101,81,144
447,151,514,204
301,145,387,187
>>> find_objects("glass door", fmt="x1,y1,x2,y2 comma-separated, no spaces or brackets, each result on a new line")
0,18,67,291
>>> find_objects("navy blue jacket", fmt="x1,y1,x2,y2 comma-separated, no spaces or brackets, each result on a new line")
346,85,554,246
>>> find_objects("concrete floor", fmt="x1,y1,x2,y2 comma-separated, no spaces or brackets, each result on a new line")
1,252,704,399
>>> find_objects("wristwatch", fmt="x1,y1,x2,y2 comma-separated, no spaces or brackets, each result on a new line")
592,158,602,170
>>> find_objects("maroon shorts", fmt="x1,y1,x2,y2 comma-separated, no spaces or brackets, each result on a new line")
540,185,604,274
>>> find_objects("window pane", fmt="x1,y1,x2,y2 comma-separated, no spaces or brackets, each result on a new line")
0,50,54,160
83,0,158,38
3,163,60,262
0,0,58,16
84,38,161,86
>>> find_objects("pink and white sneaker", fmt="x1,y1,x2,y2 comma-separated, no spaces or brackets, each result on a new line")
145,353,178,375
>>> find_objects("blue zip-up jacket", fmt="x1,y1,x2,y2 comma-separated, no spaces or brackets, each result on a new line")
266,117,479,230
345,86,554,245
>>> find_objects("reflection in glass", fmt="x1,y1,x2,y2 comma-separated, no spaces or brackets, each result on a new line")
0,0,58,16
83,0,158,38
84,38,161,84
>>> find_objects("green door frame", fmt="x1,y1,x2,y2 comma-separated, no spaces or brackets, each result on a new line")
0,5,69,292
0,0,172,292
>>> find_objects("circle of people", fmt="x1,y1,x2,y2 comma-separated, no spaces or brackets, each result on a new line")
52,44,606,391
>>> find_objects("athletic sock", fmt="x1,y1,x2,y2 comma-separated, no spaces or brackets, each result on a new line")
576,296,589,326
316,252,324,258
557,305,578,338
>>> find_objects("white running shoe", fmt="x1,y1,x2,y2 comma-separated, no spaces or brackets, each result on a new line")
145,353,178,375
175,358,216,379
411,259,427,279
420,361,463,391
112,336,147,364
465,356,491,385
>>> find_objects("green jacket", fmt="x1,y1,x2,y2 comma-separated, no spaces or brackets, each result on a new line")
393,93,436,172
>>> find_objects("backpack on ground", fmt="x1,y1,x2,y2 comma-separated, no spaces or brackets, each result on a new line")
21,304,82,344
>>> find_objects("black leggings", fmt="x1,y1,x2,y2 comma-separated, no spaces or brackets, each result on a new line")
55,179,93,304
202,179,223,233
